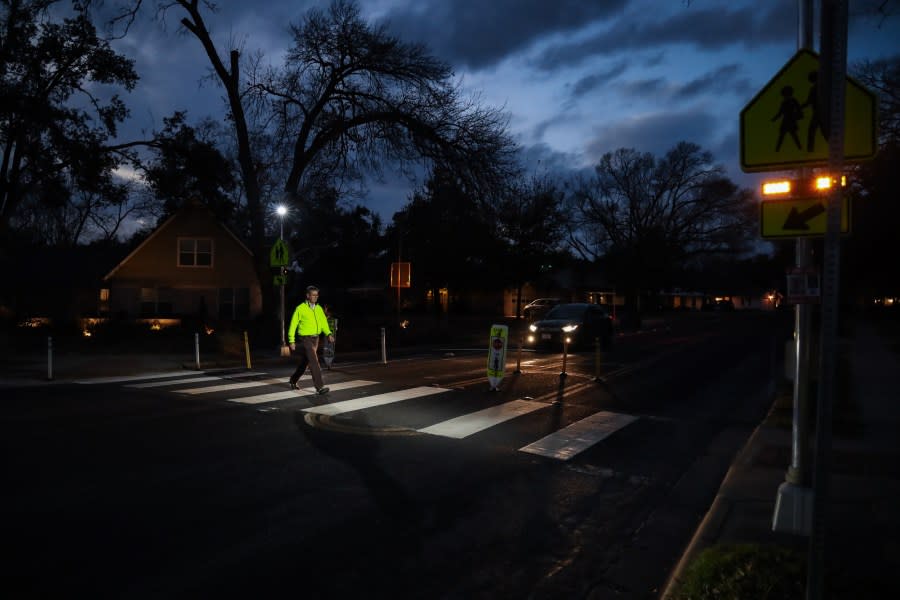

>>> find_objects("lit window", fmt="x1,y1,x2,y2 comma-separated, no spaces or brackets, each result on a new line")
178,238,213,267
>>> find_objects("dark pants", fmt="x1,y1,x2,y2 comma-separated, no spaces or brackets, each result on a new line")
290,335,324,389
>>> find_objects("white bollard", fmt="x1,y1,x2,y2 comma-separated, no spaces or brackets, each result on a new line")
380,327,387,364
47,336,53,381
194,333,200,370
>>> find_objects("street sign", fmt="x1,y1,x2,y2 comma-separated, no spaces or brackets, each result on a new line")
760,196,850,239
740,49,877,172
270,239,289,267
487,324,508,391
390,262,411,288
273,274,287,286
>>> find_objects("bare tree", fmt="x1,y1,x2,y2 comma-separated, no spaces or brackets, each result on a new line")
163,0,516,320
568,142,756,307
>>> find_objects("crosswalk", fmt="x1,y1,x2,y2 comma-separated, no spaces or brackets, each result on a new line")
75,370,640,462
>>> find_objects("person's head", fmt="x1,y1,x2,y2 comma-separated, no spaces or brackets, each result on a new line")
306,285,320,303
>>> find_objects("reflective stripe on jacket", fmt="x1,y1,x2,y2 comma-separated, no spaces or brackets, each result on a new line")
287,302,332,343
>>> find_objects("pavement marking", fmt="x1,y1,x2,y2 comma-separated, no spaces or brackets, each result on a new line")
519,410,639,461
73,371,193,384
124,372,266,389
228,380,379,404
418,399,547,438
303,386,451,416
174,378,285,395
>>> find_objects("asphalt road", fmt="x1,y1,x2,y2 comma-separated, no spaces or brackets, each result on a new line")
2,311,791,599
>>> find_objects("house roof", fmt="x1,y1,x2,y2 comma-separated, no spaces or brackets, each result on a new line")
103,199,254,281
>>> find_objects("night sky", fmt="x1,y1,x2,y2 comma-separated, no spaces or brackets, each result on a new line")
108,0,900,222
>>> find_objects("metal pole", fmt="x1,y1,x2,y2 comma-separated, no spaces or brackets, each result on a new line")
244,330,252,369
194,332,200,370
380,327,387,364
560,335,568,377
279,217,288,356
594,337,603,382
807,2,847,598
47,336,53,381
791,0,815,488
515,334,522,374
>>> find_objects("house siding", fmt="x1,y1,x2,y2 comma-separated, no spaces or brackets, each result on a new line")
104,203,262,320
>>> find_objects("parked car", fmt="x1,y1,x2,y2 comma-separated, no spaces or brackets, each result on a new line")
522,297,561,321
525,303,614,350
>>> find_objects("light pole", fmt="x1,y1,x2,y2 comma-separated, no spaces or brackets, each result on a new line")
276,205,290,357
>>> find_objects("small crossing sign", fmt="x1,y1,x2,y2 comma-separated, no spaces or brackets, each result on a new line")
270,239,290,267
740,49,877,172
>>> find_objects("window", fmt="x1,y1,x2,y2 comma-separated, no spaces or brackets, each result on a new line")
140,287,174,316
178,238,213,267
219,287,250,320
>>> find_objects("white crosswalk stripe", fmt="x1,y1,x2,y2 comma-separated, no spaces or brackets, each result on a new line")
519,411,639,460
174,378,284,395
302,386,451,416
125,372,266,389
227,380,379,404
74,371,194,384
418,399,547,438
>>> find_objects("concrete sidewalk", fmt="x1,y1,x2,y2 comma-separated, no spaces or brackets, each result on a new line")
660,314,900,598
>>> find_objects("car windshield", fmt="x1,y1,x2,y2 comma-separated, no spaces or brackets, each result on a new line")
545,305,586,319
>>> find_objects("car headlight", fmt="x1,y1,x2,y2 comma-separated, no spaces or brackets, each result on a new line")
562,324,578,333
529,324,537,332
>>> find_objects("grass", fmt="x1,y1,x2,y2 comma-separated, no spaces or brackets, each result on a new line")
666,543,805,600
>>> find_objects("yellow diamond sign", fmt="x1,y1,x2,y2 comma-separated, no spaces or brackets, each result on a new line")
740,49,877,172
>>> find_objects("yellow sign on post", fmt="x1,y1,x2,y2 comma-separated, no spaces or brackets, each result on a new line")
740,49,877,172
760,196,850,239
270,239,289,267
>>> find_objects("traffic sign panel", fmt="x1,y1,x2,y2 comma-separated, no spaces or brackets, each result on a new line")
760,196,850,239
270,239,289,267
741,49,877,172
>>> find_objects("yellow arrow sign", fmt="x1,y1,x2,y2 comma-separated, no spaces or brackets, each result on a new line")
760,196,851,239
741,49,877,172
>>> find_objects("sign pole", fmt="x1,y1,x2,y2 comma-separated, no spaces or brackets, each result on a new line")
807,2,847,598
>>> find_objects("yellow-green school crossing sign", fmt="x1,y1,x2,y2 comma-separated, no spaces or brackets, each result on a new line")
740,49,877,172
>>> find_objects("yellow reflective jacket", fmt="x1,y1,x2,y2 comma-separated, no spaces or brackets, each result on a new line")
287,302,332,342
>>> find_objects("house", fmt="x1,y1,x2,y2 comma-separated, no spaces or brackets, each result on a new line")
102,199,262,323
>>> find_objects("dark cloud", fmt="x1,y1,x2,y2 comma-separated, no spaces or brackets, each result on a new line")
583,108,718,163
534,4,794,71
675,64,752,99
570,61,629,98
379,0,628,70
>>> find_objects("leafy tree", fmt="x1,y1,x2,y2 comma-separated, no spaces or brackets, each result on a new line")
388,169,501,315
843,54,900,303
0,0,138,247
496,175,568,317
141,112,238,226
567,142,756,312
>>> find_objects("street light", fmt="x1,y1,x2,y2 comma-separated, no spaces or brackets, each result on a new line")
276,205,290,357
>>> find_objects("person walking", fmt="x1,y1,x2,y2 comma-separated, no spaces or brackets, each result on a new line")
287,285,334,394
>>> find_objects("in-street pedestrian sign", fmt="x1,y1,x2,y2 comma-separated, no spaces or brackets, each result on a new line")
760,196,850,239
486,324,508,391
740,49,877,172
270,239,289,267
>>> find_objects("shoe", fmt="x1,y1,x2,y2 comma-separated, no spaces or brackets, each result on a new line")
289,381,298,390
316,387,329,395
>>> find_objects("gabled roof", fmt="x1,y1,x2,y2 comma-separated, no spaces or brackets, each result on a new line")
103,199,253,281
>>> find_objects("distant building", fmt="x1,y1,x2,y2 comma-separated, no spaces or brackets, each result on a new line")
102,199,261,322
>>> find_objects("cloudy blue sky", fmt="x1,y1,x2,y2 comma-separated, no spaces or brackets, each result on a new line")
109,0,899,221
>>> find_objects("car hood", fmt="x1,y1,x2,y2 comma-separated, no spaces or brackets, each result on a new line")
534,318,580,329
